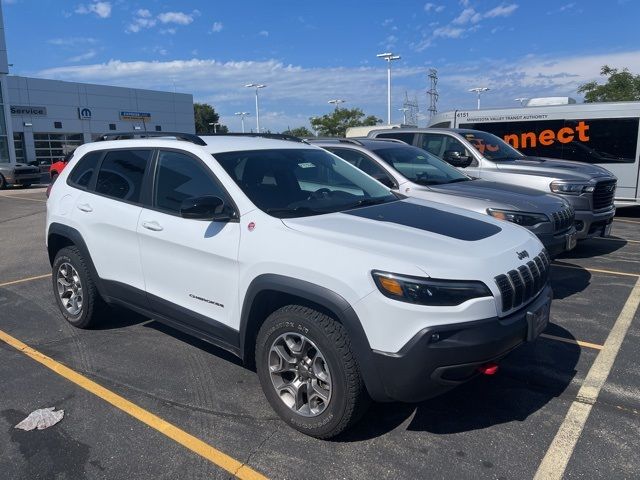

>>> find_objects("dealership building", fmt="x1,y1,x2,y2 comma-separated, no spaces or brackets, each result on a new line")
0,5,194,171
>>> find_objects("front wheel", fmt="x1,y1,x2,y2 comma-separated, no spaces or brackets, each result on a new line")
256,305,369,438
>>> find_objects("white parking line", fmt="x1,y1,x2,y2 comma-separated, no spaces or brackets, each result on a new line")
534,276,640,480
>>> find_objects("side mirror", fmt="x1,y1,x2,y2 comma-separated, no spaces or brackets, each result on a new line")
180,195,234,222
372,173,396,189
443,150,473,168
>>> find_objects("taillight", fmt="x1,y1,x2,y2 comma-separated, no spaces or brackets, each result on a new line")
477,362,499,375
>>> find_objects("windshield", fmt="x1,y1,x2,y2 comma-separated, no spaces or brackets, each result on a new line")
214,148,397,218
373,145,470,185
461,131,525,161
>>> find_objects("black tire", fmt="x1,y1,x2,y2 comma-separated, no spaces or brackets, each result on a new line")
21,183,32,188
52,246,108,328
256,305,369,438
0,174,6,189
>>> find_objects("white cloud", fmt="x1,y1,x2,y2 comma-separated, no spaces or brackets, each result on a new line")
67,50,97,62
424,3,445,13
137,9,152,18
433,26,465,38
48,37,97,46
259,30,269,37
484,4,519,19
158,11,194,25
75,2,111,18
211,22,223,32
453,7,482,24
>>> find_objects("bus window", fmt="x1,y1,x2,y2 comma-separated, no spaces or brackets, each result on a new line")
460,118,639,164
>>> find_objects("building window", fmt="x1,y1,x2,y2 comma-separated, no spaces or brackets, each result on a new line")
54,121,63,129
155,125,162,132
109,123,116,131
33,133,83,168
13,133,25,163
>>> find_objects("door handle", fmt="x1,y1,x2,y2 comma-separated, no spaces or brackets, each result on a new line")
142,221,163,232
77,203,93,212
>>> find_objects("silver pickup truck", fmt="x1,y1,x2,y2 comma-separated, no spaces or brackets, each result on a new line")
361,128,617,240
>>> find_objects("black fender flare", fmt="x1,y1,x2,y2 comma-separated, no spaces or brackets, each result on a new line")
239,274,389,401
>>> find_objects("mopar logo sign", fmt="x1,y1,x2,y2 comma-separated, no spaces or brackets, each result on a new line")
78,107,92,120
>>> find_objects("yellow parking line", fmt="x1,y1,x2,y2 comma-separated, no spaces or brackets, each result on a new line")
540,334,603,350
615,218,640,225
552,262,640,278
0,273,51,288
0,329,267,480
534,276,640,480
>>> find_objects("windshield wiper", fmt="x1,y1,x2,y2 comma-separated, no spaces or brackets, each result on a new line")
446,178,471,183
489,156,520,161
346,196,393,209
265,206,325,218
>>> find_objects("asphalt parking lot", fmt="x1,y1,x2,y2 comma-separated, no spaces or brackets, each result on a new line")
1,186,639,480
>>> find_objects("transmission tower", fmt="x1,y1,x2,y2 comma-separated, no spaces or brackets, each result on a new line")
427,68,439,122
402,91,419,126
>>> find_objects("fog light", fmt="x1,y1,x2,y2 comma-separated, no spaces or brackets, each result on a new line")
575,221,585,232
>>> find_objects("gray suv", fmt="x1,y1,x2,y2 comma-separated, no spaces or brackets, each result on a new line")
0,162,41,189
311,138,577,256
362,128,617,240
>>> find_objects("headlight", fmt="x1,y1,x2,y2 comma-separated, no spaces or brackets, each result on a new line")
550,181,594,195
487,209,549,227
372,271,492,306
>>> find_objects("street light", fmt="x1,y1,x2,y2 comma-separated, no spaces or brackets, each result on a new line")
328,99,345,110
398,107,409,124
377,52,401,124
514,97,528,107
208,122,219,134
234,112,250,133
469,87,490,110
245,83,267,132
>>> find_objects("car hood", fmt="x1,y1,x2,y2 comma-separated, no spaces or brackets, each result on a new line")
421,179,569,213
281,198,543,282
493,156,616,182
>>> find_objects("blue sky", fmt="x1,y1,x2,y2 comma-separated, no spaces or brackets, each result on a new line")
2,0,640,131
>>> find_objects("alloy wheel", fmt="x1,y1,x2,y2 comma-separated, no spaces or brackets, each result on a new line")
56,262,83,316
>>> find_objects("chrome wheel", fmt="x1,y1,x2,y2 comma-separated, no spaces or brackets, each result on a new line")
268,332,332,417
56,262,83,316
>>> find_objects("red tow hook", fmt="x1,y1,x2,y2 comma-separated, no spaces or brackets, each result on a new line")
477,362,499,376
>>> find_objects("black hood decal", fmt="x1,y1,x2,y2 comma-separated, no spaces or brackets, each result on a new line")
343,201,501,241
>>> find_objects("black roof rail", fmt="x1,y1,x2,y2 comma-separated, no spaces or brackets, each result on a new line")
96,131,207,146
203,133,307,143
307,137,407,146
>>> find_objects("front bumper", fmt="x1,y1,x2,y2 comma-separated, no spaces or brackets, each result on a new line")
538,226,577,257
574,207,615,239
369,284,552,402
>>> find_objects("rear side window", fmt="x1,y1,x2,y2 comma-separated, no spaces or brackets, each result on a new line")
154,150,228,214
67,151,102,189
95,150,150,203
375,132,416,144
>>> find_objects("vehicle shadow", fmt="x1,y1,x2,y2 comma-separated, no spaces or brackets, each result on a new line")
550,262,591,300
91,306,150,330
557,237,626,259
338,323,580,441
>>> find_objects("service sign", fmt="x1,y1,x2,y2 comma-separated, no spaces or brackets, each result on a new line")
120,111,151,120
10,105,47,116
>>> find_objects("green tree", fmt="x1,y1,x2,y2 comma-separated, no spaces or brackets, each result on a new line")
578,65,640,102
193,102,229,134
310,108,382,137
283,126,314,138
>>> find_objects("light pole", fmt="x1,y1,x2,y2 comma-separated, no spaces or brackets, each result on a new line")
469,87,490,110
377,52,401,124
208,122,219,134
514,97,528,107
328,99,345,110
398,107,409,124
245,83,266,132
235,112,250,133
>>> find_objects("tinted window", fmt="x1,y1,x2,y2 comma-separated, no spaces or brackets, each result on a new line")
460,118,639,164
375,132,416,144
95,150,150,203
421,134,477,167
373,145,470,185
68,151,102,189
430,121,451,128
154,150,227,214
215,149,396,218
327,148,395,184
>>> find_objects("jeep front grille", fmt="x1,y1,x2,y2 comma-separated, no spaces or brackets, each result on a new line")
495,250,550,312
551,207,575,234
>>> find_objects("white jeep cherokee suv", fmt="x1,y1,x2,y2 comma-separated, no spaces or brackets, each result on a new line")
46,132,553,438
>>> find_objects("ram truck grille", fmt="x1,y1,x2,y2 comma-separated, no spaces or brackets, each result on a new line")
592,179,616,211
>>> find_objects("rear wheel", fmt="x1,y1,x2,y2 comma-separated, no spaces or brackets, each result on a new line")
21,183,32,188
52,246,108,328
256,305,369,438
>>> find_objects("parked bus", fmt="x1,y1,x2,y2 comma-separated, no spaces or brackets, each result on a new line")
428,102,640,206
